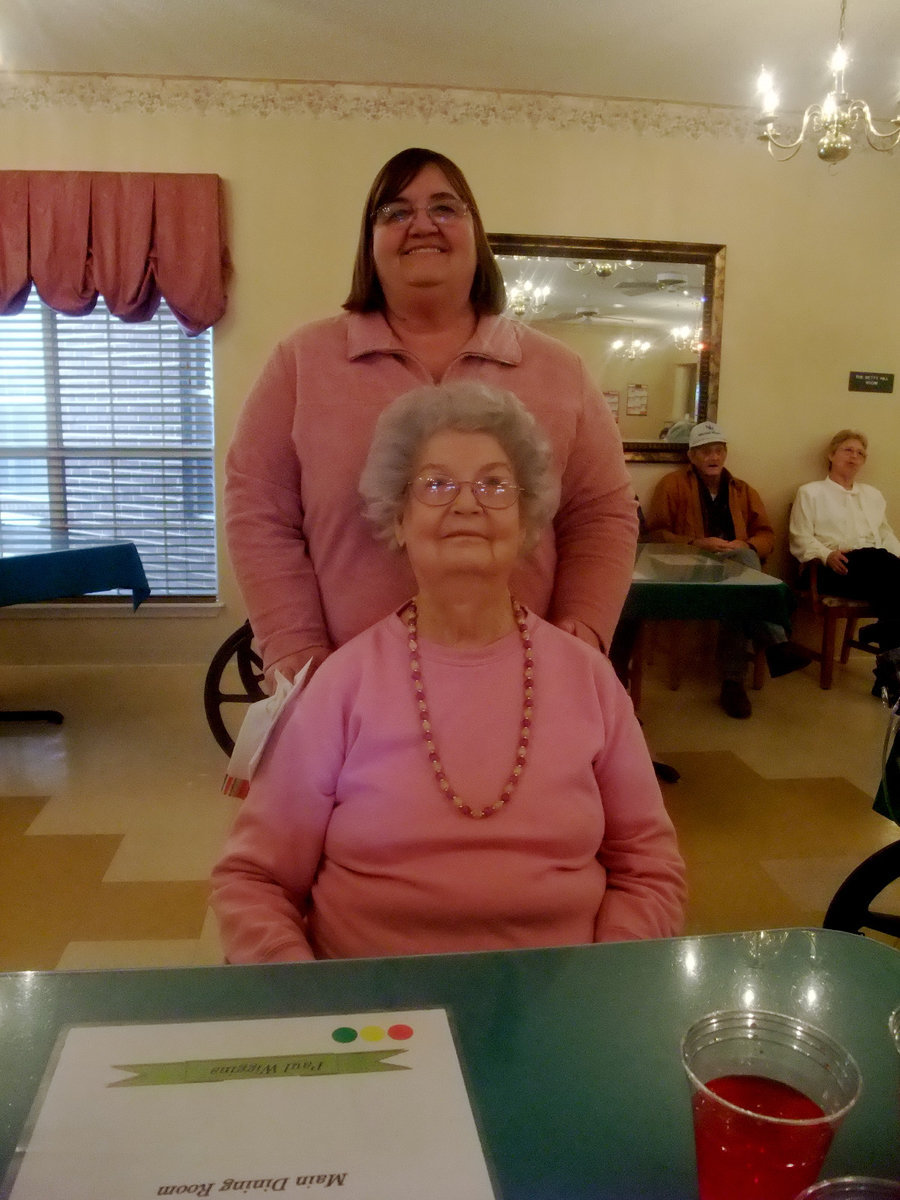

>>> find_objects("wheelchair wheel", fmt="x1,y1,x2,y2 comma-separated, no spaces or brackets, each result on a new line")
823,840,900,938
204,621,266,755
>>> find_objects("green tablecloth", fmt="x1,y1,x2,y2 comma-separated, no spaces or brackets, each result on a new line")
0,929,896,1198
621,543,793,624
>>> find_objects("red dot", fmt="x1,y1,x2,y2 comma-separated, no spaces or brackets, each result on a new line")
388,1024,413,1040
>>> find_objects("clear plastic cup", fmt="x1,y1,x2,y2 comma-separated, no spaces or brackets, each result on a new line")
681,1009,862,1200
890,1006,900,1054
795,1180,900,1199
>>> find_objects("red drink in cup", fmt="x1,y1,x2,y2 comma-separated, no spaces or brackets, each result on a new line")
682,1010,861,1200
692,1074,833,1200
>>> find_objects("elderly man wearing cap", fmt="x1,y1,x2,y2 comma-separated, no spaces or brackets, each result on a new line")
645,420,811,718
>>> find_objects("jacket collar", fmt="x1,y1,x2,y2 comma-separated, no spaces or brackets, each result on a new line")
688,464,733,489
345,310,522,366
824,474,860,496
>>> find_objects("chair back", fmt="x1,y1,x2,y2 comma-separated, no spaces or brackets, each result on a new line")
787,549,876,689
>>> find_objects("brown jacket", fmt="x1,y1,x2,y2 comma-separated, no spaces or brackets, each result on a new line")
645,466,775,561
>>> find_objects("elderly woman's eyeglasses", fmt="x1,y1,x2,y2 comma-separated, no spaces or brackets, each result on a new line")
409,474,521,509
374,199,470,227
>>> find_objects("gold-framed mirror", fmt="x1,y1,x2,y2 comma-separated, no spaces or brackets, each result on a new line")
488,233,726,462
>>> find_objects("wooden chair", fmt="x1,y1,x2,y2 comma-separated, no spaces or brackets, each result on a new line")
792,559,877,690
629,619,766,711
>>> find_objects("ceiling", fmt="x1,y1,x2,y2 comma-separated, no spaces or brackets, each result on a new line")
495,253,706,334
1,0,899,118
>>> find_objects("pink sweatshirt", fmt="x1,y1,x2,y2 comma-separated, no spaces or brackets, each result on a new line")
225,312,638,673
211,610,686,962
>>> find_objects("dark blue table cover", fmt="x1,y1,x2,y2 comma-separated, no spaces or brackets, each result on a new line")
0,542,150,609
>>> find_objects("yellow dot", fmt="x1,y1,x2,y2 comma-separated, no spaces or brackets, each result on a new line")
360,1025,385,1042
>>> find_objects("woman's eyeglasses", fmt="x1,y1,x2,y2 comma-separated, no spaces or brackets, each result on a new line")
409,474,521,510
374,199,470,227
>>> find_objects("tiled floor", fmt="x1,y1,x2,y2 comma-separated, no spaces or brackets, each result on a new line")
0,661,234,970
1,630,898,971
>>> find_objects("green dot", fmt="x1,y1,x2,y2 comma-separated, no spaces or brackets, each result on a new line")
332,1026,357,1043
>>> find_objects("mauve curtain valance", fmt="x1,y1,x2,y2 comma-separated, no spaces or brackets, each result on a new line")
0,171,230,335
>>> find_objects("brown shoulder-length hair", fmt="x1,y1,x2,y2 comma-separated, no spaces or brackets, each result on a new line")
342,147,506,316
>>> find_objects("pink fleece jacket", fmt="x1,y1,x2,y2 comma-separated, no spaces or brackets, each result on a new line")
225,312,638,672
210,610,686,962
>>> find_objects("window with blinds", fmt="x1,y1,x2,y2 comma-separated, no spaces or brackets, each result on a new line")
0,291,216,599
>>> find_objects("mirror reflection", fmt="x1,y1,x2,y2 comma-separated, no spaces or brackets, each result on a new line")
489,234,725,461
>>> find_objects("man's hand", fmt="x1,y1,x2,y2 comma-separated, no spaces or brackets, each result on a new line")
554,617,602,650
690,536,734,552
264,645,330,693
825,549,849,575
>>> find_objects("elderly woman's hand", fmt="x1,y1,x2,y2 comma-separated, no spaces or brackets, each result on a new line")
825,549,849,575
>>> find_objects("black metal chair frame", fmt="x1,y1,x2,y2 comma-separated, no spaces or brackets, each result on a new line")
203,621,266,755
823,840,900,938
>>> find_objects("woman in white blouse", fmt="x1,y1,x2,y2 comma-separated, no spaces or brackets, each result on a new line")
790,429,900,650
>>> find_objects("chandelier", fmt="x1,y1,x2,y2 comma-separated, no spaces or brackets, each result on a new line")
566,259,636,277
671,324,704,354
611,323,652,360
506,279,551,318
756,0,900,163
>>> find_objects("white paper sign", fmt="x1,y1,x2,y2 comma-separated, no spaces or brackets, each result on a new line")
2,1009,497,1200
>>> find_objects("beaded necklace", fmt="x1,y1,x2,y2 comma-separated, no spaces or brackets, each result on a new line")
404,598,534,819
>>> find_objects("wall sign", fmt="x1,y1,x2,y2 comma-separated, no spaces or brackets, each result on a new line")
848,371,894,394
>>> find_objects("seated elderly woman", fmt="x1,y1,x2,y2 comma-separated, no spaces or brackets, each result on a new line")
211,381,686,962
790,428,900,652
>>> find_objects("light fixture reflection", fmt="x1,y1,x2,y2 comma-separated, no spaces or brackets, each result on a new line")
671,324,704,354
506,279,551,319
610,321,652,360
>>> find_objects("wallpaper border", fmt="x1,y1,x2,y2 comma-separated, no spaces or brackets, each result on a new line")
0,73,758,140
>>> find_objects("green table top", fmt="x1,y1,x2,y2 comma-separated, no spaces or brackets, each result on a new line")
622,543,794,624
0,929,897,1198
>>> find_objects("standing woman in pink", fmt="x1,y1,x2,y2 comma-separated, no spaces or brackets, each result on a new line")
212,382,685,962
225,147,637,688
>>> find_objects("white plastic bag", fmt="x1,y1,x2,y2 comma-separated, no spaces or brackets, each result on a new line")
221,659,313,797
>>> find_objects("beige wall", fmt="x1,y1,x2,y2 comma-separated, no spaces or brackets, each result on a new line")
1,82,898,663
534,319,697,439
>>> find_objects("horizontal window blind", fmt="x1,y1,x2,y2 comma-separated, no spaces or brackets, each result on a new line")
0,291,216,598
